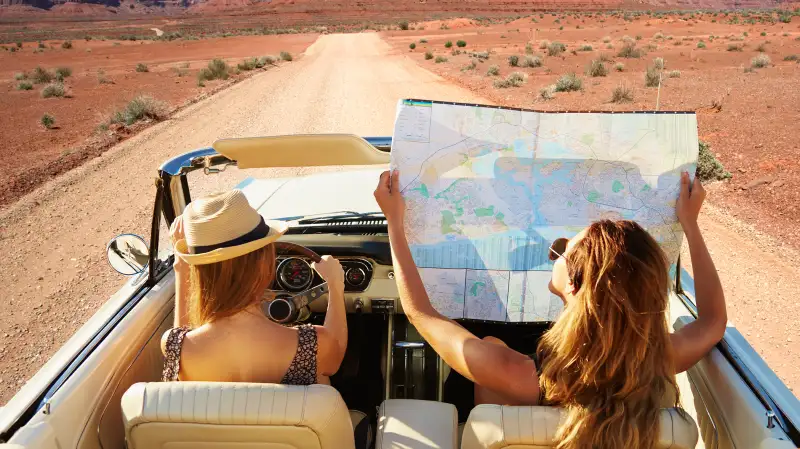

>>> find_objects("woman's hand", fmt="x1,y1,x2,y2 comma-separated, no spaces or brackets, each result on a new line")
676,171,705,229
169,215,188,271
374,170,406,228
312,255,344,288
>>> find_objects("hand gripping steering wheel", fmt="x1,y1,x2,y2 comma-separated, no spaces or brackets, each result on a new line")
264,242,328,324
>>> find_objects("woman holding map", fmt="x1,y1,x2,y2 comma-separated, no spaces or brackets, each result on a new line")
374,169,727,449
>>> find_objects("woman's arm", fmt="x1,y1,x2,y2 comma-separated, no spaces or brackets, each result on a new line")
170,215,191,328
671,172,728,373
376,171,540,402
312,256,348,376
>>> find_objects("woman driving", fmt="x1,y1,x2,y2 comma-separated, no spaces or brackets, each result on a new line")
160,189,348,385
375,170,727,449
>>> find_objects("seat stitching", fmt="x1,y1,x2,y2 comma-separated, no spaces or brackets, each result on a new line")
151,385,159,421
500,406,507,446
300,386,308,424
256,384,264,424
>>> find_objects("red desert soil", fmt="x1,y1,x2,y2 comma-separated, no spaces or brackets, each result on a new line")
383,14,800,249
0,33,316,204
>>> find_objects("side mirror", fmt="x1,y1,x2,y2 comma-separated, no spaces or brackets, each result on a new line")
106,234,150,275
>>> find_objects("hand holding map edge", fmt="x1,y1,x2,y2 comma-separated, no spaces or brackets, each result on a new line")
374,170,405,228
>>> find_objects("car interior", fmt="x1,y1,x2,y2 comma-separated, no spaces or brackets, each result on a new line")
2,135,797,449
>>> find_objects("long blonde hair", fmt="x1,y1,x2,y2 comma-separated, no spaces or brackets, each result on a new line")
188,244,276,327
537,220,678,449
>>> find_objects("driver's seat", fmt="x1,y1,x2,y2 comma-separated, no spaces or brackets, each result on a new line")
122,382,358,449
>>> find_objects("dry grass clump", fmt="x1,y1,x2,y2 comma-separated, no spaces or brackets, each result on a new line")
727,43,743,51
555,73,582,92
41,82,66,98
614,62,625,71
586,59,608,77
110,95,169,126
668,70,681,78
652,57,665,70
751,53,771,68
610,84,634,103
486,65,500,76
540,85,556,100
617,44,643,58
521,56,542,68
644,65,661,87
547,42,566,56
135,63,149,72
41,113,55,129
493,72,526,88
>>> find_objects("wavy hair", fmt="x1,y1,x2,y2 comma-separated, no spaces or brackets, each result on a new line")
188,244,276,327
537,220,678,449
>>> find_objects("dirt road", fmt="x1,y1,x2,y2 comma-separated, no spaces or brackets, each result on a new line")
0,32,798,404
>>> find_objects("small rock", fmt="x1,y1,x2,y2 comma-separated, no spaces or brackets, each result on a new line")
772,180,785,188
742,176,774,190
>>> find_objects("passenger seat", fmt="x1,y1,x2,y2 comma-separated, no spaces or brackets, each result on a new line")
461,405,698,449
122,382,367,449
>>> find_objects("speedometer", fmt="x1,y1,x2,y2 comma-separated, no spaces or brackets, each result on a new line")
276,258,313,292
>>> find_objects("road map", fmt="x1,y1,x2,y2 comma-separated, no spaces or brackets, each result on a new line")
390,99,699,322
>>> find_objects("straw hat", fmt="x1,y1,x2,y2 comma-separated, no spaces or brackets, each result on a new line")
174,189,287,265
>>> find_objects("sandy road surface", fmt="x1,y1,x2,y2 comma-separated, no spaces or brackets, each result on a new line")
0,32,798,405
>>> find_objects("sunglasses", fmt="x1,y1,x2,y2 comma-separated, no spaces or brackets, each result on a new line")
548,237,569,261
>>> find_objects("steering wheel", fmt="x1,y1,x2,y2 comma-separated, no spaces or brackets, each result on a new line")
266,242,327,324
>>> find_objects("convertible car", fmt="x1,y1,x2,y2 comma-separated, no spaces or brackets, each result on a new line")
0,134,798,449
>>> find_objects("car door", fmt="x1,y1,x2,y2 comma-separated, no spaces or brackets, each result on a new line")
669,270,799,449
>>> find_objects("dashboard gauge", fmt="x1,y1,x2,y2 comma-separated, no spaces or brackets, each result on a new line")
277,258,313,292
345,267,367,288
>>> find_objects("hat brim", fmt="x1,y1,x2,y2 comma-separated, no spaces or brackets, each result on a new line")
174,219,288,265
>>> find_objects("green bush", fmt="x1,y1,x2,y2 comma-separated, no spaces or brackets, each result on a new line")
521,56,542,68
61,40,72,49
435,56,448,63
508,55,519,66
610,84,633,103
525,42,534,54
668,70,681,78
727,43,743,51
456,40,467,47
398,20,409,30
555,73,582,92
16,41,22,48
208,59,229,79
41,113,55,129
586,59,608,77
617,44,643,58
547,41,566,56
696,141,731,181
17,81,33,90
424,51,433,60
420,39,428,43
614,62,625,71
493,72,525,88
14,72,27,80
539,40,550,49
41,82,66,98
751,53,771,68
110,95,169,126
280,51,292,61
38,41,46,49
445,41,453,48
409,42,416,50
135,63,149,72
31,66,53,84
54,67,72,81
486,65,500,76
578,45,593,51
237,57,259,71
645,65,661,87
697,41,706,49
784,54,799,62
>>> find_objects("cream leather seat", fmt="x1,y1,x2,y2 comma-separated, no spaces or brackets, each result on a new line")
122,382,358,449
461,405,698,449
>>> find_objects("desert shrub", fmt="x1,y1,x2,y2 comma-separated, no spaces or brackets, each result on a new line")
61,40,73,49
652,57,665,69
622,35,635,44
237,57,258,71
280,51,292,61
615,62,625,71
493,71,526,88
135,63,149,72
409,42,416,50
445,41,453,48
547,41,566,56
424,51,433,60
486,65,500,76
15,41,22,48
636,34,642,40
727,43,743,51
784,54,798,61
755,42,767,52
644,65,661,87
457,40,467,47
579,44,593,51
14,72,27,80
41,113,55,129
751,53,771,68
110,95,169,126
31,66,53,84
610,84,634,103
207,59,229,78
97,69,114,84
539,85,555,100
508,55,519,66
54,67,72,81
521,55,542,68
462,59,477,71
555,73,582,92
539,40,550,49
697,41,707,49
668,70,681,78
41,82,66,98
617,44,643,58
260,55,277,65
525,42,533,54
471,51,490,60
420,38,428,43
586,59,608,77
17,81,33,90
602,36,611,43
38,41,46,49
760,31,766,36
398,20,409,30
654,32,665,39
435,56,448,63
696,141,731,181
